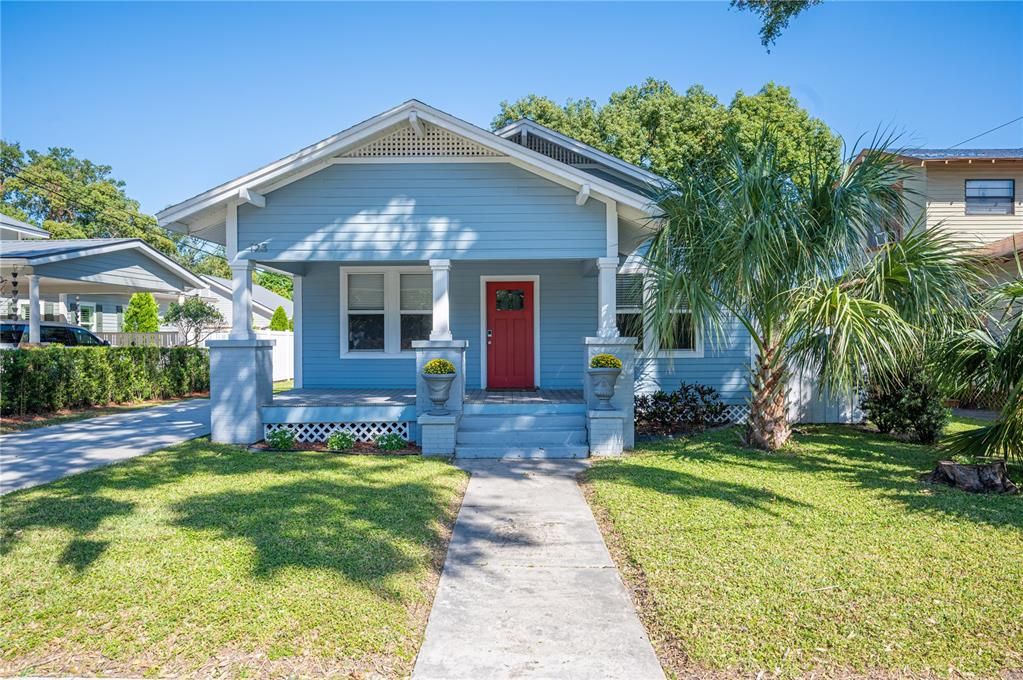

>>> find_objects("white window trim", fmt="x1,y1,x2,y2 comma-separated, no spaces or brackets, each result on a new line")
339,266,430,359
479,275,541,390
616,273,704,359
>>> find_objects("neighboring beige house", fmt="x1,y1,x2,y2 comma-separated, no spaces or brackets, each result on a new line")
892,148,1022,280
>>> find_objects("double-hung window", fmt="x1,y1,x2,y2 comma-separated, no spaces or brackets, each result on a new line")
341,267,432,356
615,273,701,356
965,179,1015,215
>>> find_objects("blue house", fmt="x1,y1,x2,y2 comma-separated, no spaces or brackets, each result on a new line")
157,100,757,456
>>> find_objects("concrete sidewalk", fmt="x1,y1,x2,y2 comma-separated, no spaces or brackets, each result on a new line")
0,399,210,494
413,460,664,680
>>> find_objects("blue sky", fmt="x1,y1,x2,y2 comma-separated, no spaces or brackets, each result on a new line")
2,1,1021,214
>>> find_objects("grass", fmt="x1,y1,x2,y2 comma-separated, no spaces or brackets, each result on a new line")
0,440,468,678
584,418,1023,678
274,379,294,393
0,394,207,435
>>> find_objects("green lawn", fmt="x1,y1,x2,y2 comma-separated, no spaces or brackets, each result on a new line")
1,440,468,678
585,418,1023,678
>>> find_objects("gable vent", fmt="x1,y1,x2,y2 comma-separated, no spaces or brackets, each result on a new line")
517,134,592,166
342,122,504,158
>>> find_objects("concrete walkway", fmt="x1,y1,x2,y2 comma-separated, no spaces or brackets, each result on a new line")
413,460,664,680
0,399,210,494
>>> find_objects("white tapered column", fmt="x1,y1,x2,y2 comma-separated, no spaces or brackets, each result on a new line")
429,259,452,341
27,274,41,343
597,257,618,338
229,261,254,339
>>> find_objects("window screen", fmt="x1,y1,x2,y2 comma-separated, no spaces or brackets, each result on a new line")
966,179,1014,215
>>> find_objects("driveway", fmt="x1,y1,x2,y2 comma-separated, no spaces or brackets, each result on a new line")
0,399,210,494
413,460,664,679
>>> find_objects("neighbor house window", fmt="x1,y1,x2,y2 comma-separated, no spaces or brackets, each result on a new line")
342,267,432,355
615,273,699,355
965,179,1015,215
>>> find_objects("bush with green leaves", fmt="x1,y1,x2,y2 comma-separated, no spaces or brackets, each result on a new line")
326,431,356,452
423,358,456,374
861,364,950,445
266,428,296,451
268,305,291,331
635,383,728,436
0,346,209,416
122,292,160,332
164,296,224,346
590,353,623,369
375,433,406,451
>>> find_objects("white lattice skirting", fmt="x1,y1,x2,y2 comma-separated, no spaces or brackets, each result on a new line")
265,421,411,443
711,404,751,425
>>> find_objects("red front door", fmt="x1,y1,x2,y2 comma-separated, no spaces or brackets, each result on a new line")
486,281,535,389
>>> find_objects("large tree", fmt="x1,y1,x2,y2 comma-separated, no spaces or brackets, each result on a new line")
645,130,979,450
0,142,178,257
731,0,822,48
493,80,840,184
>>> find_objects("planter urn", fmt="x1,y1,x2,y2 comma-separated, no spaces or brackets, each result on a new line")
422,372,456,415
588,367,621,410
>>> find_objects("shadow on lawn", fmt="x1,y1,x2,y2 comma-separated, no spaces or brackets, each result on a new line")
615,425,1023,531
1,442,457,586
169,475,452,597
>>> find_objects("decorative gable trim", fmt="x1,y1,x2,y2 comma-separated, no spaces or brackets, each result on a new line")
342,122,504,159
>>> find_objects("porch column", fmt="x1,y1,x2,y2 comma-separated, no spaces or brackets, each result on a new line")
58,294,67,323
27,274,40,343
293,274,303,388
229,261,254,340
597,257,618,338
429,259,452,341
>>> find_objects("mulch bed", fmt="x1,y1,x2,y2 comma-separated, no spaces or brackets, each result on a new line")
251,440,421,455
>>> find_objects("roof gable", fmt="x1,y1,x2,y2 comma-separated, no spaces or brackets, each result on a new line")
156,100,655,238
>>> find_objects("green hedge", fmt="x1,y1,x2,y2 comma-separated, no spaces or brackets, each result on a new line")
0,346,210,416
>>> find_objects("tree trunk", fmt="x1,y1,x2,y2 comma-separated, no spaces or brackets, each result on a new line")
746,345,791,450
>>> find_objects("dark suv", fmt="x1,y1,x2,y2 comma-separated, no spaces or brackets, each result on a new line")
0,322,109,348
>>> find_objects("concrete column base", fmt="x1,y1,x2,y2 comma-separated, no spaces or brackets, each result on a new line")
584,336,638,449
418,413,459,456
413,339,469,417
209,338,275,444
588,409,625,456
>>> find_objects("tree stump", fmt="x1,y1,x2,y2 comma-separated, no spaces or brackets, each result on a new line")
921,460,1019,495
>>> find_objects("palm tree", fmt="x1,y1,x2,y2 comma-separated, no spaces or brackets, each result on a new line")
644,130,980,450
942,253,1023,464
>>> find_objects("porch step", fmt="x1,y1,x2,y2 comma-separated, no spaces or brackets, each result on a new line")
462,402,586,416
455,412,589,458
454,444,591,459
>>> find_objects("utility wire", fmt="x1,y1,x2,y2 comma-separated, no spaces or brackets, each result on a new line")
1,160,222,261
948,115,1023,149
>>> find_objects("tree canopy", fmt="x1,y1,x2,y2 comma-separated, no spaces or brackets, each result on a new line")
165,296,224,347
122,292,161,333
731,0,822,48
0,141,178,257
493,80,840,185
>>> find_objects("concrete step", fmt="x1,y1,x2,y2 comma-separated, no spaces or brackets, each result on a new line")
462,402,586,416
454,444,591,459
458,414,586,431
456,428,587,446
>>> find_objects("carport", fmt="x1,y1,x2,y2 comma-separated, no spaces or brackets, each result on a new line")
0,238,204,342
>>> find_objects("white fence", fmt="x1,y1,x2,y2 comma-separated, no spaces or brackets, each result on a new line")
205,330,294,382
97,331,182,347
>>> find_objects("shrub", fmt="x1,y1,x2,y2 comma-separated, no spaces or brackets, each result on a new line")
326,431,356,452
590,353,623,369
268,305,291,331
122,293,160,332
861,364,950,444
635,383,728,436
165,296,224,346
0,346,209,416
266,428,296,451
423,358,456,374
375,433,406,451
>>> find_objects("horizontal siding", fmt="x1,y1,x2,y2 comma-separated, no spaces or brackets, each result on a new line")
924,165,1023,245
301,263,414,388
35,250,188,293
635,314,752,404
449,260,597,389
237,162,606,262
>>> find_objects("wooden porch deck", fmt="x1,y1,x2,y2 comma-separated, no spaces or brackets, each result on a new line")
464,389,584,404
